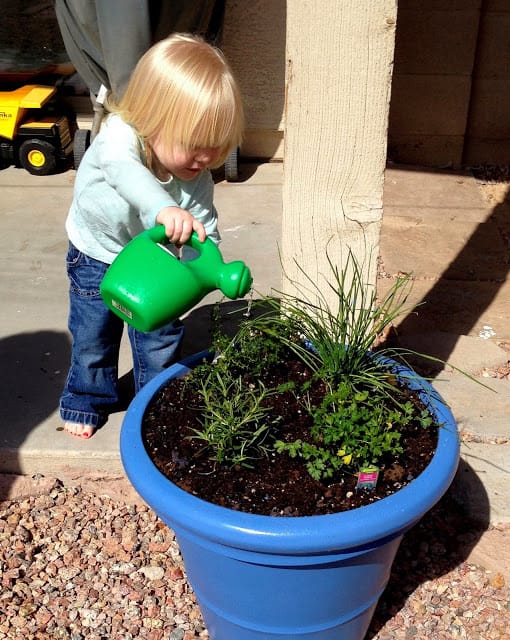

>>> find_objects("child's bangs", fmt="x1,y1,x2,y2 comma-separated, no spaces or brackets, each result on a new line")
164,86,241,163
192,103,238,152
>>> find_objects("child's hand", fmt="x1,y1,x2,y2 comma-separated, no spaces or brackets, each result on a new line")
156,206,207,245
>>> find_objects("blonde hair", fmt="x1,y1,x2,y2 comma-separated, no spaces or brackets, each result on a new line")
111,33,244,168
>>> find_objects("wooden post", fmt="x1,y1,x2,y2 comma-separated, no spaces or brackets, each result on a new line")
282,1,397,309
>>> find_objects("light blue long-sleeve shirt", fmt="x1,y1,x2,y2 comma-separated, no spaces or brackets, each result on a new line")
65,114,220,264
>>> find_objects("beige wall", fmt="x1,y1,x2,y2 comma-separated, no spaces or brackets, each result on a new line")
387,0,480,167
222,0,286,160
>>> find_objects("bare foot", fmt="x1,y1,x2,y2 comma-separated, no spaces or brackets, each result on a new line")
64,422,95,439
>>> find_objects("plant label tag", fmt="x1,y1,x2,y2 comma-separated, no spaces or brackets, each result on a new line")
357,466,379,491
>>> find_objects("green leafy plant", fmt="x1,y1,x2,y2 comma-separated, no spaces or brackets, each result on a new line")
179,248,478,482
275,380,416,481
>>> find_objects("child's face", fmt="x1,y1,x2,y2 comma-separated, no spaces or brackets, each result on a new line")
151,135,221,181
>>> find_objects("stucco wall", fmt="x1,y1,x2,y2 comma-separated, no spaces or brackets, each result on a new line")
222,0,286,160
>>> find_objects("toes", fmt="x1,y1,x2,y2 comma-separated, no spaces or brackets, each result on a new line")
63,422,80,436
78,426,94,439
63,422,95,439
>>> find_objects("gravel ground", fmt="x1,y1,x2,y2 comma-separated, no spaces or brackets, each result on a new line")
0,475,508,639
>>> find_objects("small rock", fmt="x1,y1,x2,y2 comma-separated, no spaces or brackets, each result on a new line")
139,565,165,581
110,562,137,575
491,572,506,589
19,603,37,617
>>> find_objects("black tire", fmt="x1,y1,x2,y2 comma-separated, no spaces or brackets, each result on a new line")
73,128,91,170
19,140,57,176
224,147,240,182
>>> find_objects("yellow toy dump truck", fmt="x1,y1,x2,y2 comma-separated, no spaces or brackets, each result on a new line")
0,84,73,175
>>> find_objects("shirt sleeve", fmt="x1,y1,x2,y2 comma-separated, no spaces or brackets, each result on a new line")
95,115,179,227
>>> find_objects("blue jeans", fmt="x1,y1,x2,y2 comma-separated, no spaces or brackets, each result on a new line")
60,243,184,428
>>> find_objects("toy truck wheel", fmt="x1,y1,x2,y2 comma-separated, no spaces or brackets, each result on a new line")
19,140,57,175
73,128,91,170
224,147,240,182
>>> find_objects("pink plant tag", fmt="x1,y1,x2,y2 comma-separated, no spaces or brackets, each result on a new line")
356,466,379,491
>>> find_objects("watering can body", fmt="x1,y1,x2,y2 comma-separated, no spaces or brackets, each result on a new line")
100,225,253,332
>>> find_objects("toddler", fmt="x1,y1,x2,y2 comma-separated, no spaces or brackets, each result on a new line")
60,33,244,438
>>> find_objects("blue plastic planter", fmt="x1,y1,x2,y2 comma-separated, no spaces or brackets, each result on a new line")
120,352,460,640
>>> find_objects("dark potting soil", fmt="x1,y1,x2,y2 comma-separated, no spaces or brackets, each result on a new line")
142,358,438,517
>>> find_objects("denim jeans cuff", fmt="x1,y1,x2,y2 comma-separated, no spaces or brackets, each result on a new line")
59,407,105,429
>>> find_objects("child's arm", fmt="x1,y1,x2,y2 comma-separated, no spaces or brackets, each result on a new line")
94,116,215,244
156,206,206,244
96,116,183,226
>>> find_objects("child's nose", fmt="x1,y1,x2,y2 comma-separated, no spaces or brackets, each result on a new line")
196,148,220,165
195,150,211,163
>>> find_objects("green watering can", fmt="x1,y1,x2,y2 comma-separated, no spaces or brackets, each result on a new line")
100,225,253,332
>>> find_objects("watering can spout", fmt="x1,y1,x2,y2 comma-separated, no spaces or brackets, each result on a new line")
217,261,253,299
100,226,253,332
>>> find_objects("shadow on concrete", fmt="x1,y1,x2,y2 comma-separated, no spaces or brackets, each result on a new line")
367,460,490,637
390,177,510,368
0,330,70,479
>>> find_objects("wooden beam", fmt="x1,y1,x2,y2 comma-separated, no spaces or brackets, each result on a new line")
282,1,397,309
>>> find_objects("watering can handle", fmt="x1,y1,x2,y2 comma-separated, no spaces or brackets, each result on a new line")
146,225,221,261
146,224,170,244
139,225,252,300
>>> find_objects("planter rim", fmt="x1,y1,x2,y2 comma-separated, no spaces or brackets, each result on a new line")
121,350,459,555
